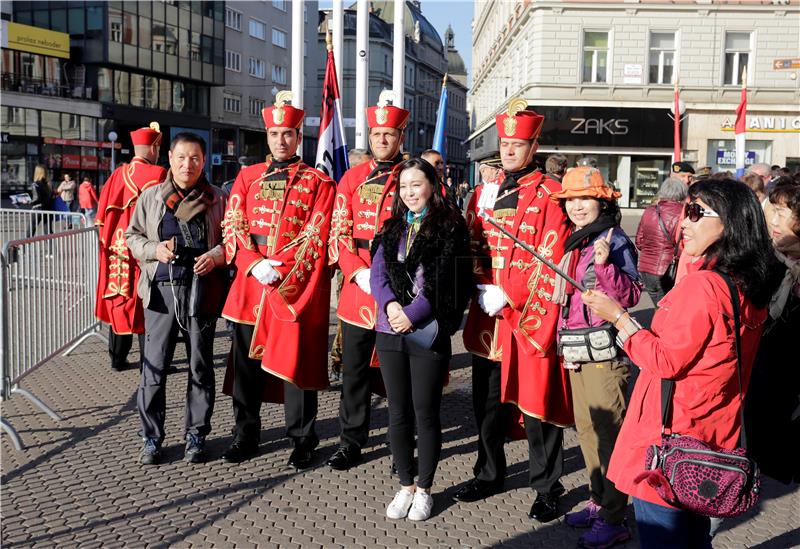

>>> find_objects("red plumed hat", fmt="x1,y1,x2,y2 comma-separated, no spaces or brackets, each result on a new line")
262,90,304,129
130,122,162,146
495,98,544,141
366,90,410,130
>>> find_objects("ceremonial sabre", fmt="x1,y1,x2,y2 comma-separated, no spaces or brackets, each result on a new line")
478,209,587,293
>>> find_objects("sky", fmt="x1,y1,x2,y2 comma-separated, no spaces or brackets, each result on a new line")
317,1,474,83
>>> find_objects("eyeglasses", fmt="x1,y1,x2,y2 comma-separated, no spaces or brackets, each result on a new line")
685,202,721,222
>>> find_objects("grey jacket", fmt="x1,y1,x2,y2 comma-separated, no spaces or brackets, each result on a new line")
125,178,227,308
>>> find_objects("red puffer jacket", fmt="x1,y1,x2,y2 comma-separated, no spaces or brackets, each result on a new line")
635,200,682,276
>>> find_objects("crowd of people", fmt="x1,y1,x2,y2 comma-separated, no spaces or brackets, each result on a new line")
87,91,799,548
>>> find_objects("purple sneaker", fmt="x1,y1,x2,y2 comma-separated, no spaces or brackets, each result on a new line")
565,500,601,528
579,518,631,549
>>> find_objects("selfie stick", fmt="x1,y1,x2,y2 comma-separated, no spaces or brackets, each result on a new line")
478,209,587,293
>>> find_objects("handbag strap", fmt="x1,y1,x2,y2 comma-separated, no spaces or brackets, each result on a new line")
177,219,196,248
655,203,680,259
659,270,748,449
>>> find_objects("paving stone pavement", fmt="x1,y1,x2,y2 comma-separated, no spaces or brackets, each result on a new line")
2,214,798,548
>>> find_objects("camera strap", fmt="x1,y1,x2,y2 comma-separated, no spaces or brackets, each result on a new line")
169,219,214,334
177,219,196,249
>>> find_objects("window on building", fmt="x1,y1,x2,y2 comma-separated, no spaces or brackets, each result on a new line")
649,31,676,84
98,68,113,102
109,9,123,42
190,32,201,61
130,73,144,107
159,79,172,111
173,81,185,112
114,71,129,104
249,58,266,79
582,31,609,83
41,111,61,138
249,19,266,40
249,97,266,116
144,76,159,109
272,28,287,48
272,64,287,84
273,1,287,12
225,8,242,31
224,93,242,113
724,32,751,86
226,50,241,72
62,113,80,139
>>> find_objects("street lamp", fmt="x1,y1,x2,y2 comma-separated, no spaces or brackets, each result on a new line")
108,131,118,173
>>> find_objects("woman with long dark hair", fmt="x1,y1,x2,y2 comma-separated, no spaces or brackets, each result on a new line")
582,179,782,548
370,158,471,521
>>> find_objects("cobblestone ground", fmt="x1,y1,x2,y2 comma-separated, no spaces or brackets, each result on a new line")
2,214,799,548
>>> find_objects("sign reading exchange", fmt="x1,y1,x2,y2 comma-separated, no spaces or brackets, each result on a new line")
0,21,70,59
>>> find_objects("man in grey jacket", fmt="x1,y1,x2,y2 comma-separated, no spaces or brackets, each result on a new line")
126,132,227,465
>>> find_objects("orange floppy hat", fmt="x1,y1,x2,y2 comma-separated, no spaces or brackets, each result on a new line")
551,167,622,201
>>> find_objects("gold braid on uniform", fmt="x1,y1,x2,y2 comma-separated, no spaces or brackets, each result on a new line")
222,193,255,263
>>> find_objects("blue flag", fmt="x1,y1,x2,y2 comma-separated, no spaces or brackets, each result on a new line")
431,77,448,163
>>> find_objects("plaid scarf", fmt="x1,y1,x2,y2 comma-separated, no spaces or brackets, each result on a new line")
161,171,215,221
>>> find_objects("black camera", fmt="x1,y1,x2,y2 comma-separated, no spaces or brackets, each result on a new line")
171,244,204,268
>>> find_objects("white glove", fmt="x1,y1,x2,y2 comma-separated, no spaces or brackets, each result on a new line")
477,284,506,317
354,268,371,295
252,259,283,285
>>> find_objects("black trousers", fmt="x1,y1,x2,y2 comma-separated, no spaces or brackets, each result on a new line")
338,322,377,449
471,355,515,486
230,322,318,448
108,328,145,370
138,284,216,441
524,413,564,494
376,333,449,489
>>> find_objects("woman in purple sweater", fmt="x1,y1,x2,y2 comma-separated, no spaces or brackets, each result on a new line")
550,167,642,549
370,158,471,521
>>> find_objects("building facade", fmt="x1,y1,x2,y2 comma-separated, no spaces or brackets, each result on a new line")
309,1,470,182
212,0,321,184
2,0,225,191
469,0,800,207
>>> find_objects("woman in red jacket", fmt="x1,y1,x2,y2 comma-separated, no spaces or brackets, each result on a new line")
635,177,686,307
582,179,782,549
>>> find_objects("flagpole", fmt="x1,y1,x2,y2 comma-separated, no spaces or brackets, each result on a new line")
673,77,681,162
332,0,344,93
735,66,748,178
355,0,369,149
291,0,304,110
392,0,406,110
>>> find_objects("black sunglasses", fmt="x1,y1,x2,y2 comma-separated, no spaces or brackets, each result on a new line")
684,202,721,223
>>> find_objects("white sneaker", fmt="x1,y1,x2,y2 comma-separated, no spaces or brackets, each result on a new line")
386,488,415,519
407,490,434,521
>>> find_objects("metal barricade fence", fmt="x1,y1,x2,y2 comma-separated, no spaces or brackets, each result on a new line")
0,227,106,450
0,208,87,247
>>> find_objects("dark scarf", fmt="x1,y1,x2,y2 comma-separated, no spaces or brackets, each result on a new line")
563,211,618,253
551,212,619,305
495,164,537,211
161,171,215,222
266,155,300,175
367,153,403,181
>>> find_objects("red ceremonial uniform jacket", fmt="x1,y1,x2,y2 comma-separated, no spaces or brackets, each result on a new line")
221,158,335,391
608,267,767,507
329,159,400,329
95,157,166,334
465,170,573,426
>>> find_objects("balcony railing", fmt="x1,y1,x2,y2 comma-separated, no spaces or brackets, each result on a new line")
1,73,93,100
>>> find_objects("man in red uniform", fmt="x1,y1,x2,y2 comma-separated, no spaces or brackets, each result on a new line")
326,92,410,470
454,99,572,522
95,123,166,371
220,92,335,469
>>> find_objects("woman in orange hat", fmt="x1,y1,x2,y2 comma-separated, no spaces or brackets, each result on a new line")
549,166,642,549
